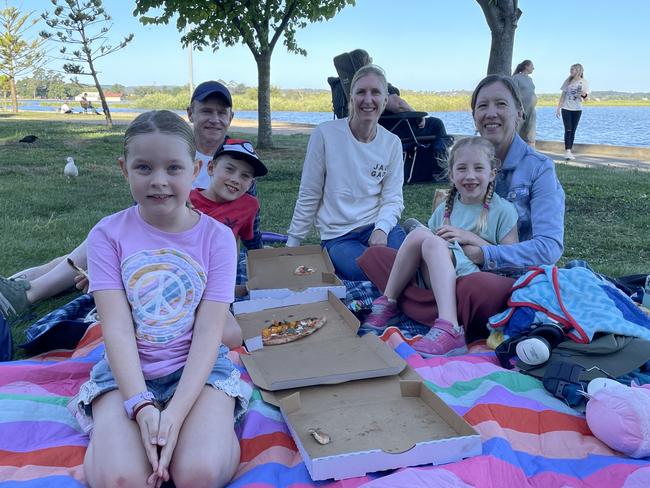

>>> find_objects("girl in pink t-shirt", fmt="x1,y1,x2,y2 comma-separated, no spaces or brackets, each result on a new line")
73,110,248,488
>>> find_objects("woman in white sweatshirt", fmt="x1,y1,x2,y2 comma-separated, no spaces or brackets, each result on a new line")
287,64,405,280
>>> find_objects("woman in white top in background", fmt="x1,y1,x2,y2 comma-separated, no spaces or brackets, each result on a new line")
287,64,405,281
512,60,537,148
556,63,590,160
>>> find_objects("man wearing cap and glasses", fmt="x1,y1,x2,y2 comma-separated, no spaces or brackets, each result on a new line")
188,81,263,251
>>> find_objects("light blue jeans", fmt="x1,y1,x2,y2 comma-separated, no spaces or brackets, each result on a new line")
73,344,248,433
322,224,406,281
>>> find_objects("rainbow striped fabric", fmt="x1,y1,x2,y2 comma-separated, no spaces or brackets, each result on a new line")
1,324,649,487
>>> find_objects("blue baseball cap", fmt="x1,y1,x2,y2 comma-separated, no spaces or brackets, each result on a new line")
191,81,232,107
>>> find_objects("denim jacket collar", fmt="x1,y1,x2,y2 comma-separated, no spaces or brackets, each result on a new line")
501,134,528,172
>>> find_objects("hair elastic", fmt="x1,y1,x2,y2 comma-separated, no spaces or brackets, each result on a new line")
133,401,155,420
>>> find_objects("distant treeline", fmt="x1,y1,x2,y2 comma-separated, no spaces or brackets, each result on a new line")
134,88,650,113
15,76,650,112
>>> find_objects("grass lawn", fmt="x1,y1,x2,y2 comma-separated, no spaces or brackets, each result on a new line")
1,115,649,358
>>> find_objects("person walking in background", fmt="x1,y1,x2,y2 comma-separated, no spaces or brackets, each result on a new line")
512,60,537,147
556,63,589,160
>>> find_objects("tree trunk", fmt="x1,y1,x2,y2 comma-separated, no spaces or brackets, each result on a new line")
88,58,112,129
476,0,522,76
9,76,18,113
256,51,273,149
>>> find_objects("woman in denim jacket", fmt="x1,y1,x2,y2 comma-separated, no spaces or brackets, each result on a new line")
359,74,565,343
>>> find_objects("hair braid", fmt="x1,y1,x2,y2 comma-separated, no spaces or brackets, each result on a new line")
477,180,495,234
443,184,457,225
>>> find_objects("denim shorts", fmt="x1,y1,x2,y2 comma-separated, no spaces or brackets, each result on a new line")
70,344,250,434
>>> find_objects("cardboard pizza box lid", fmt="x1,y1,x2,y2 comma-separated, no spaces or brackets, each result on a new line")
246,245,345,297
237,293,406,390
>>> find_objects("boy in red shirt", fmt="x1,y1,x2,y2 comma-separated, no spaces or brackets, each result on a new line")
190,139,267,249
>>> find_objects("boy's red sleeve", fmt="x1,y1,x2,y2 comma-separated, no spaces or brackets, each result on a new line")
239,195,260,241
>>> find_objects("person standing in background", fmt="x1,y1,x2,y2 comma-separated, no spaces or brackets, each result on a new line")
512,60,537,148
556,63,589,160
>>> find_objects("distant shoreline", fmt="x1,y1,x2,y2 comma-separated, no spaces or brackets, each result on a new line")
9,94,650,114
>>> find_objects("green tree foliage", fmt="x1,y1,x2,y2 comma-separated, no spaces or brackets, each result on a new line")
40,0,134,128
16,68,74,99
0,6,45,112
108,83,125,94
134,0,355,148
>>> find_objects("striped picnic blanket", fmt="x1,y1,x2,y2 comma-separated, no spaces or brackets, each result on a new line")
2,324,649,487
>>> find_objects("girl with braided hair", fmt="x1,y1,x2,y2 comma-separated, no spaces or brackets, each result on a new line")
362,136,518,356
359,75,565,347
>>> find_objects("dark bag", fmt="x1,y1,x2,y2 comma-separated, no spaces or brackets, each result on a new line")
327,77,348,119
0,314,12,362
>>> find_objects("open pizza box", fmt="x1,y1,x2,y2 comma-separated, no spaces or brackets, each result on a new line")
235,245,346,314
261,372,482,481
236,293,406,390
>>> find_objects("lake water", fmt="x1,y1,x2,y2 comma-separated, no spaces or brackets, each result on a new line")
14,101,650,147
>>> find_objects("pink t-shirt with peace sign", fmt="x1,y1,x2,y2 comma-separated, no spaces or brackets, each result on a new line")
87,206,236,379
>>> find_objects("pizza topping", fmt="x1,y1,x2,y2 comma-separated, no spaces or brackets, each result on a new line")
261,316,326,345
294,265,316,276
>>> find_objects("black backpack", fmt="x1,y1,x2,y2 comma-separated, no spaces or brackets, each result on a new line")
327,77,348,119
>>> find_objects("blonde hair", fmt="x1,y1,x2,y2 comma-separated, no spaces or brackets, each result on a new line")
563,63,585,86
443,136,498,234
124,110,196,159
347,64,388,122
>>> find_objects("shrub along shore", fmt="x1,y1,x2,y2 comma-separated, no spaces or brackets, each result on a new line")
28,90,650,113
137,90,650,112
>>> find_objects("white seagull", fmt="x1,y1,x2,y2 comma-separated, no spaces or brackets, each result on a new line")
64,156,78,179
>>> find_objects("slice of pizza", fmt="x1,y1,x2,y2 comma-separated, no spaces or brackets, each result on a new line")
261,317,327,346
294,265,316,276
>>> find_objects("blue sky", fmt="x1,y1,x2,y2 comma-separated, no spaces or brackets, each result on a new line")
18,0,650,93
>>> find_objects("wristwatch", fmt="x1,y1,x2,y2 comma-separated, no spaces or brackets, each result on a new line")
123,391,155,419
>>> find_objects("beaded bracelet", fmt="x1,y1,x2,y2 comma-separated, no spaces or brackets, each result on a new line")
133,401,155,420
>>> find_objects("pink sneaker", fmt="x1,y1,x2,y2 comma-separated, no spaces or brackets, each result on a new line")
412,318,468,357
362,296,399,333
